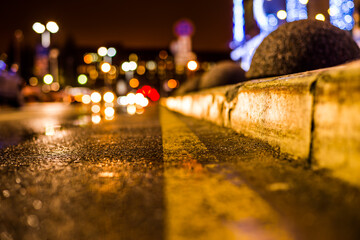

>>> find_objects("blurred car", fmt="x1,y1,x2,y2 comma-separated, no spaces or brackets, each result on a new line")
0,70,23,107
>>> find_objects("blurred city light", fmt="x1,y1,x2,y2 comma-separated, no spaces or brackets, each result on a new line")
42,84,51,93
129,78,140,88
299,0,308,4
127,105,137,115
92,114,101,124
330,0,354,30
50,82,60,91
98,47,108,57
121,62,131,72
129,61,137,71
89,69,99,79
136,65,146,75
104,107,115,118
43,74,54,85
82,94,91,104
232,0,245,44
159,50,168,60
187,60,198,71
129,53,138,62
286,0,308,22
78,74,88,85
91,104,101,113
46,21,59,33
315,13,326,21
277,10,287,20
91,92,102,103
167,79,178,89
29,77,38,86
84,54,94,64
146,61,157,71
32,22,45,34
100,62,111,73
118,96,128,106
103,92,115,103
127,93,136,105
107,47,117,57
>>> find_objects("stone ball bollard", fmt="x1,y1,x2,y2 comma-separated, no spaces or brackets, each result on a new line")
246,20,360,79
199,61,246,89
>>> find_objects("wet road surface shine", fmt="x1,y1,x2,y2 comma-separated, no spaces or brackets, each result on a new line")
0,103,360,240
160,108,291,240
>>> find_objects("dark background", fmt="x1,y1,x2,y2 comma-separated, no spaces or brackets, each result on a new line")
0,0,234,52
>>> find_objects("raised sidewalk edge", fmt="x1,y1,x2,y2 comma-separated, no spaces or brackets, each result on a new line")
161,60,360,187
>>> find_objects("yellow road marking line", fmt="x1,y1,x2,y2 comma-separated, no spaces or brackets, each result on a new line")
160,107,293,240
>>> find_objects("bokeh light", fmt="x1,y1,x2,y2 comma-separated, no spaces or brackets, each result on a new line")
121,62,130,72
167,79,178,89
32,22,45,34
136,65,146,75
146,61,157,71
103,92,115,103
187,60,198,71
91,104,101,113
127,105,137,115
84,54,93,64
117,96,128,106
104,107,115,118
43,74,53,85
50,82,60,91
277,10,287,20
78,74,88,85
126,93,136,105
91,92,102,103
129,53,138,62
92,114,101,124
159,50,168,60
29,77,38,86
101,62,111,73
46,21,59,33
82,94,91,104
98,47,108,57
299,0,308,4
315,13,326,21
129,61,137,71
107,47,117,57
129,78,140,88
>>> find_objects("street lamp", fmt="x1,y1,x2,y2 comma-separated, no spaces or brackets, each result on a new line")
32,21,59,48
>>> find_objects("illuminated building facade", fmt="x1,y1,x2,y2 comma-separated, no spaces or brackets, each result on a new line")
232,0,356,70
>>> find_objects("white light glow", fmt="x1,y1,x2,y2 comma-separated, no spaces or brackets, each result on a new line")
103,92,115,103
107,47,117,57
43,74,53,85
91,92,101,103
98,47,108,57
46,21,59,33
121,62,131,72
104,107,115,117
32,22,45,34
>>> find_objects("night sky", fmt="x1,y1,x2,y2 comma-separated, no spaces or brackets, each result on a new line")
0,0,234,53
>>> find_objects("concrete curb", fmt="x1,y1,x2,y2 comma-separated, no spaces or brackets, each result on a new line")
162,60,360,187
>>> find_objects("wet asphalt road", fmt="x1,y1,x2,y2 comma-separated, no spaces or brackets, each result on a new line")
0,103,360,240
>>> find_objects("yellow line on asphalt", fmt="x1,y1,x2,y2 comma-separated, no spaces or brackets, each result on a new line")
160,107,293,240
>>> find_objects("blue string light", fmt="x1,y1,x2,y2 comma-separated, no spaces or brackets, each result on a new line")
232,0,246,47
286,0,308,22
329,0,355,31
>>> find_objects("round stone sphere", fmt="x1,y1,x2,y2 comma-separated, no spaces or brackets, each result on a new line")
199,61,246,89
246,20,360,79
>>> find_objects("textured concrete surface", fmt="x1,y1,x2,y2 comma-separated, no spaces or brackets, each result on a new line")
312,61,360,186
163,60,360,186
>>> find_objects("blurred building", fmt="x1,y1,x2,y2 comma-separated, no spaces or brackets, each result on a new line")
231,0,358,70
